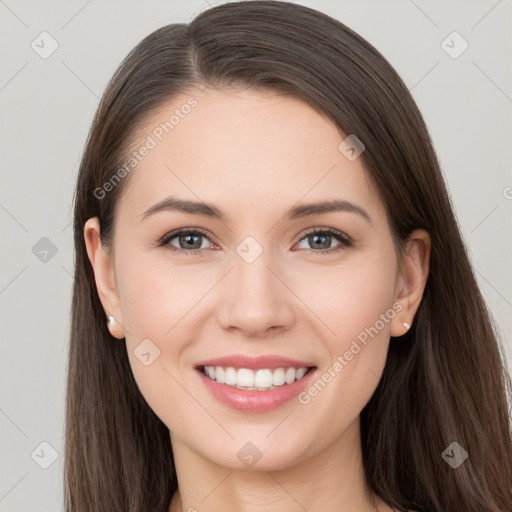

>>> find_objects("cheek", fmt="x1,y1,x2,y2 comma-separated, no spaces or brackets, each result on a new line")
339,268,395,340
293,254,397,344
113,252,212,407
114,259,197,427
334,261,397,376
293,257,396,424
115,247,210,339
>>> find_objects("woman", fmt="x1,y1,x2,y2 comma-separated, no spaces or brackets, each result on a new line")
64,1,512,511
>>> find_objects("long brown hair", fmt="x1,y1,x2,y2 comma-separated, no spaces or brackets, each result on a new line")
64,1,512,510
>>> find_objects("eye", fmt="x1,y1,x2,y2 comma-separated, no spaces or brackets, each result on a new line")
158,228,216,256
158,227,352,256
295,227,352,254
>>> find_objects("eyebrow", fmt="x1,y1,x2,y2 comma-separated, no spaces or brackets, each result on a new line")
140,196,373,226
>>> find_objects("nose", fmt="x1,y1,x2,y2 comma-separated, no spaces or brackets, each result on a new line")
216,246,296,338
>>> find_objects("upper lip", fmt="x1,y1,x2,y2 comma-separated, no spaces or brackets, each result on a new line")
195,355,316,370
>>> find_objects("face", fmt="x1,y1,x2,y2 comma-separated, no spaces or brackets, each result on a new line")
86,87,421,472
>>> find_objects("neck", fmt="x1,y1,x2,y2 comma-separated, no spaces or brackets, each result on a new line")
168,417,390,512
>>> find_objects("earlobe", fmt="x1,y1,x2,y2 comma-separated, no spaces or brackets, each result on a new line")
391,229,431,337
83,217,126,339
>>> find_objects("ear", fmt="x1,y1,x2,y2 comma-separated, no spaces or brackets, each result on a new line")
83,217,125,339
390,229,431,337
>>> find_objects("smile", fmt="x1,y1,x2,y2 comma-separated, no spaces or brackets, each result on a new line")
196,365,318,413
200,365,312,391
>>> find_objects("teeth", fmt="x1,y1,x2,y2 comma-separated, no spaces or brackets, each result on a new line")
202,365,311,390
296,367,308,379
255,369,273,388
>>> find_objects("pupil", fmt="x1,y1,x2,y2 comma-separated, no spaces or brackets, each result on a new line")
181,234,201,249
311,234,330,249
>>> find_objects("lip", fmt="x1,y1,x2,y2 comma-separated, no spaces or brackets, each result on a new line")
195,354,315,370
196,365,318,413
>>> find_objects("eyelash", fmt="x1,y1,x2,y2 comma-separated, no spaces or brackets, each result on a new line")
157,227,353,256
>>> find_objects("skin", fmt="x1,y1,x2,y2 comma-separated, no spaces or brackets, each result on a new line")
84,87,430,512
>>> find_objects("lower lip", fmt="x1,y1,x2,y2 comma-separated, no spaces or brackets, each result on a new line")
196,367,317,413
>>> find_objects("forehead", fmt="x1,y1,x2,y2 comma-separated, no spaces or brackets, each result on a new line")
116,87,385,225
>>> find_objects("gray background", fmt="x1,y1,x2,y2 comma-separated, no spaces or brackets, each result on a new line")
1,0,511,510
